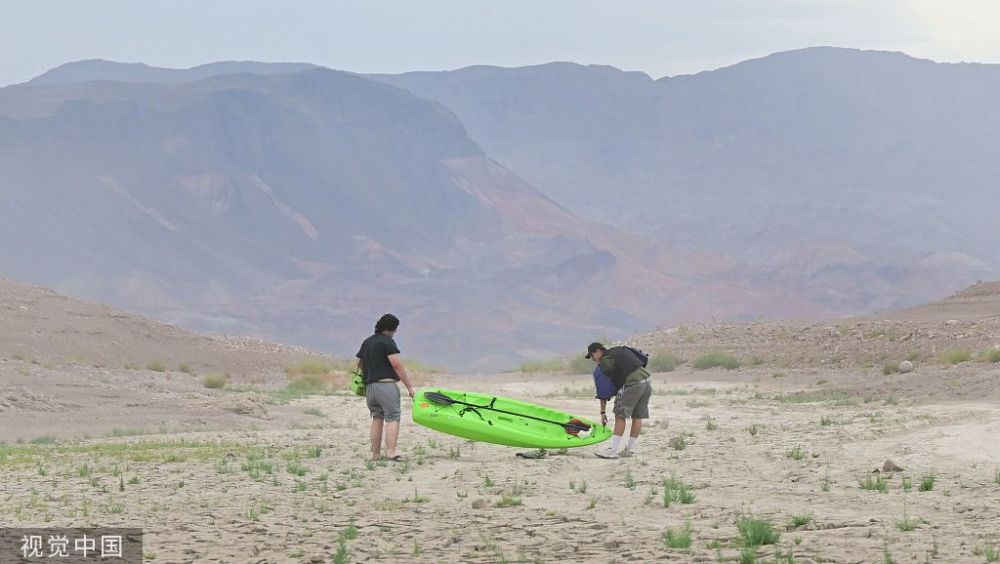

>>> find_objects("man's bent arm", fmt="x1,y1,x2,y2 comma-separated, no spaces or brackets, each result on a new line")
388,354,415,396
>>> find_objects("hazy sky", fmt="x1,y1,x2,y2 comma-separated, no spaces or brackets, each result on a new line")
4,0,999,86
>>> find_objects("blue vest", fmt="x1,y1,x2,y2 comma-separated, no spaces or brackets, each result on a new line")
593,365,619,400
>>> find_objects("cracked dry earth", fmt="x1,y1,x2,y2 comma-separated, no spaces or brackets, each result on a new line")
2,362,1000,563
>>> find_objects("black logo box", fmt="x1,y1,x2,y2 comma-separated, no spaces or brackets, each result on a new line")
0,529,142,563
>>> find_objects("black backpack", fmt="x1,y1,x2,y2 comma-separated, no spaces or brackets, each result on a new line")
624,346,649,367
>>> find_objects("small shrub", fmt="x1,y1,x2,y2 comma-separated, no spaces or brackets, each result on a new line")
146,360,166,372
663,523,693,549
332,538,349,564
738,516,780,547
786,446,805,461
495,494,522,507
859,475,888,493
918,474,935,492
670,436,687,450
693,352,740,370
518,359,565,373
979,349,1000,364
285,359,334,377
705,417,718,431
662,476,695,507
178,363,196,375
901,476,912,492
746,423,763,437
406,487,429,503
974,545,1000,562
882,362,900,375
789,514,812,528
820,415,834,426
567,356,594,374
201,373,229,389
896,509,918,532
648,352,682,372
624,470,637,490
941,349,972,365
286,373,331,394
342,520,358,540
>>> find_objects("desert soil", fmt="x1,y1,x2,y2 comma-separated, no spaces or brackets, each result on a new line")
3,358,1000,563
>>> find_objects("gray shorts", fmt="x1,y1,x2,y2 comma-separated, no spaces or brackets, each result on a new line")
614,378,652,420
366,381,401,422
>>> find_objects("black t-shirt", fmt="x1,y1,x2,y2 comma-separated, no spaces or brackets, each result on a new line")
356,333,401,384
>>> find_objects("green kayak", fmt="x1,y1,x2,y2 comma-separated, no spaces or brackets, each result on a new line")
412,388,612,448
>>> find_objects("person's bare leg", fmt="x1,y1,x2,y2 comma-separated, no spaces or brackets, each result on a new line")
614,416,627,437
370,418,384,460
629,418,642,437
385,420,400,458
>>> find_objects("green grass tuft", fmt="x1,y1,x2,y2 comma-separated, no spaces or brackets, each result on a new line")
974,545,1000,562
662,476,695,507
663,523,693,549
979,349,1000,364
519,359,567,373
738,516,780,547
201,373,229,389
692,351,740,370
918,474,935,492
941,348,972,365
648,352,682,372
146,360,166,372
789,514,812,528
284,359,336,377
859,475,888,493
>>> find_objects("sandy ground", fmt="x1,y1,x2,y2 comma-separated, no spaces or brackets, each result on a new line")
3,359,1000,563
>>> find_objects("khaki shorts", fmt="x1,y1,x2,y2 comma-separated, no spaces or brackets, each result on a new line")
366,381,401,422
613,378,651,419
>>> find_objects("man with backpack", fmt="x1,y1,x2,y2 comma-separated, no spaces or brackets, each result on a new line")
586,342,653,459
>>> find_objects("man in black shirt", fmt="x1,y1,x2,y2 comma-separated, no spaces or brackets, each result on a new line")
356,314,415,461
586,342,652,459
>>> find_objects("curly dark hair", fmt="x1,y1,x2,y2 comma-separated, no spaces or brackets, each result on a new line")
374,313,400,334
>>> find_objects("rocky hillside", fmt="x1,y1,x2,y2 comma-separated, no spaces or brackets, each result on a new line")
0,276,318,376
627,281,1000,371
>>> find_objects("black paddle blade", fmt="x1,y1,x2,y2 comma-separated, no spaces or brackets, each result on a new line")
424,391,456,405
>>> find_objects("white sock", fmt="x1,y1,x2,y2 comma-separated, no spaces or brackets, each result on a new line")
610,435,622,451
627,437,638,450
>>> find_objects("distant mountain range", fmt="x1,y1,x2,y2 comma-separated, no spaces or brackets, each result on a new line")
1,48,996,369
